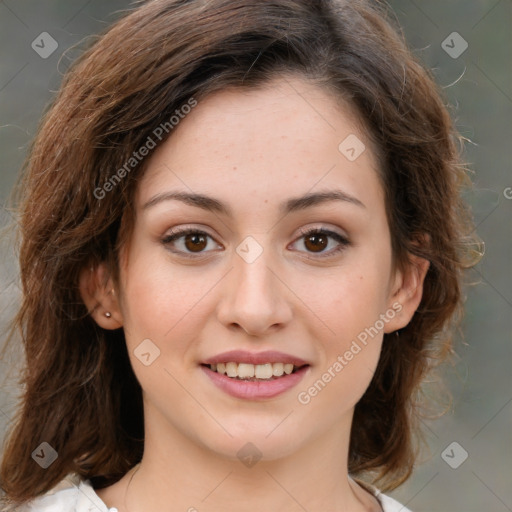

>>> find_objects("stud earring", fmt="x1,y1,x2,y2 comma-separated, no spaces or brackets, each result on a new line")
105,312,112,318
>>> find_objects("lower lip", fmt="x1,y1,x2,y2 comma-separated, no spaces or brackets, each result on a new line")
200,365,310,400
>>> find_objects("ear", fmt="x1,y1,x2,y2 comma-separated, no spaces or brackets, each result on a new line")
78,262,124,329
383,253,430,333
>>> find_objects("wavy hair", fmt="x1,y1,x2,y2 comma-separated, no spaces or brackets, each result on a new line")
0,0,480,507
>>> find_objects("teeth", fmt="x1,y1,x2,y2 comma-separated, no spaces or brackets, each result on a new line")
209,362,301,379
272,363,284,377
225,362,238,377
284,363,293,375
237,363,255,378
255,363,273,379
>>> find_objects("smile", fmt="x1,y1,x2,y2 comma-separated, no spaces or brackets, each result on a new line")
200,362,310,400
207,362,302,380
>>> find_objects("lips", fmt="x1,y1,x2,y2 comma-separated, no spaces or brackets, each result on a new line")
208,362,299,380
202,350,309,367
200,350,311,399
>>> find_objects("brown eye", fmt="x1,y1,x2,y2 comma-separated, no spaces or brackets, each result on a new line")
293,227,350,258
303,232,329,253
161,228,220,257
183,233,208,252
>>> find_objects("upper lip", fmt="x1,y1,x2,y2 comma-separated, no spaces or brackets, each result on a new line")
202,350,309,367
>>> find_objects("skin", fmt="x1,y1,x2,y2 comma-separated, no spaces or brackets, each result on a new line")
80,75,429,512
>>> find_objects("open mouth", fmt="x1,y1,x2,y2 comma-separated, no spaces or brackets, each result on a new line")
201,362,308,381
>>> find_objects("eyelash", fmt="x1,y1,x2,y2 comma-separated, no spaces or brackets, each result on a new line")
161,227,350,259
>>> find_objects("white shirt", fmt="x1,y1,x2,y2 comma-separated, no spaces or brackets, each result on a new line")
5,473,413,512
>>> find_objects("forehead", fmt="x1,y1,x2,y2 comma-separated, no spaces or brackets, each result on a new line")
136,76,383,215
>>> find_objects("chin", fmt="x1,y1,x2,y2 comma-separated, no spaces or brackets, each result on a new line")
199,427,303,462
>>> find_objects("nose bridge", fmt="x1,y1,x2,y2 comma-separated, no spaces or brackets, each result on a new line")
234,236,280,307
217,235,292,335
236,247,275,297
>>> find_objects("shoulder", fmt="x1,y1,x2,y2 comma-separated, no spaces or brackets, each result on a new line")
352,477,413,512
6,474,412,512
1,474,114,512
376,491,413,512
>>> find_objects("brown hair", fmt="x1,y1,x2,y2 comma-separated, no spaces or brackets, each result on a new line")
0,0,480,507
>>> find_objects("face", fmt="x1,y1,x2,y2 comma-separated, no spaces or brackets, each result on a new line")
86,76,426,463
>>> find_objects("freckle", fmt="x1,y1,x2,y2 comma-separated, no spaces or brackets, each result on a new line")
233,166,237,170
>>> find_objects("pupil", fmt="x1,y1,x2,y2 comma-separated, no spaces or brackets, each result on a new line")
186,234,207,252
306,234,327,252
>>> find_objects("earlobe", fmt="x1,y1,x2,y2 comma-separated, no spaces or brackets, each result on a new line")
384,254,430,333
78,263,124,330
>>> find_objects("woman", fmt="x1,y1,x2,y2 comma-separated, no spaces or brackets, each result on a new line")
0,0,479,511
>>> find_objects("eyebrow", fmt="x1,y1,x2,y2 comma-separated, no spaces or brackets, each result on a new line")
142,189,365,215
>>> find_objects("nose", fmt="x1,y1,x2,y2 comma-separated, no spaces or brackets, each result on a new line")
216,245,293,337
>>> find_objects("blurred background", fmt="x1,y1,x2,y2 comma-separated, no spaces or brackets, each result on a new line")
0,1,510,510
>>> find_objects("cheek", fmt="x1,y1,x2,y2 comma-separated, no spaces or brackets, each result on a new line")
118,260,207,401
297,257,390,394
296,270,387,412
299,345,382,415
302,260,391,340
119,250,205,355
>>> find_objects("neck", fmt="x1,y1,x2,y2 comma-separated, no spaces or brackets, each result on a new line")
117,409,380,512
